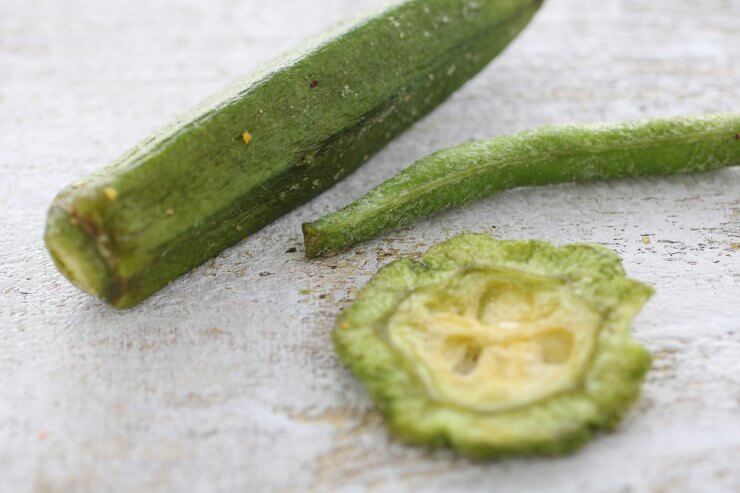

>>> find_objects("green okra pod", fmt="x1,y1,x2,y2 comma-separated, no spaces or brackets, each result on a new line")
45,0,544,307
303,114,740,257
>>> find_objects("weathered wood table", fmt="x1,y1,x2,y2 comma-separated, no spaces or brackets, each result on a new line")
1,0,738,491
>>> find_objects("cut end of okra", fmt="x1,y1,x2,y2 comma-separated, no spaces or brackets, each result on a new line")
45,205,120,304
302,222,328,259
334,234,653,459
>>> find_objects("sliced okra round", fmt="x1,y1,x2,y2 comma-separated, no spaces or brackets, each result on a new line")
334,233,653,458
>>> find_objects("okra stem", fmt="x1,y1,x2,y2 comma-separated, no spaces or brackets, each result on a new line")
303,114,740,257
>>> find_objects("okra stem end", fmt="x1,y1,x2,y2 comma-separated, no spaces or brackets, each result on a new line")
302,222,324,259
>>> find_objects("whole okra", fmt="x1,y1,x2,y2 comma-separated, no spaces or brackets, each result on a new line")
303,114,740,257
45,0,543,307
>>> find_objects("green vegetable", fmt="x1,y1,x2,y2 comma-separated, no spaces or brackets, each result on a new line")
334,233,652,458
44,0,543,308
304,113,740,257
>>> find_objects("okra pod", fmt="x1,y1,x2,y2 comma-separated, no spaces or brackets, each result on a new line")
45,0,544,307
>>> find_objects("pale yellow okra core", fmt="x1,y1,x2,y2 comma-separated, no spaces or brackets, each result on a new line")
388,268,600,412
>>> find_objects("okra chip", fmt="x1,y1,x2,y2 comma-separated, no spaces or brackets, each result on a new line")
334,234,653,458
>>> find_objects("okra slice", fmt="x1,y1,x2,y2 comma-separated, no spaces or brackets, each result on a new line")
334,234,653,458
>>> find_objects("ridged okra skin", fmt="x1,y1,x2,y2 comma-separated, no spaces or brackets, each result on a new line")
44,0,544,307
304,113,740,257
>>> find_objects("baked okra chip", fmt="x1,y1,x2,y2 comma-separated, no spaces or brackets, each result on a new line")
334,234,653,458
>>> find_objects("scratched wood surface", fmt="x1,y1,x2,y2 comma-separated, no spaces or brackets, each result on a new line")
1,0,738,491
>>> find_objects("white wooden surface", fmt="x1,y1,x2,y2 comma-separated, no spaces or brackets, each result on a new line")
1,0,738,491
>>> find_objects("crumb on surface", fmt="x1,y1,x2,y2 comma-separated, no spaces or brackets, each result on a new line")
641,236,651,245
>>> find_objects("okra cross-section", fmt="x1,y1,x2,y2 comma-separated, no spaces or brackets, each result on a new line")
334,234,653,458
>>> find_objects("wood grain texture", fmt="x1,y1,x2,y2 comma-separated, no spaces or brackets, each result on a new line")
1,0,738,492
